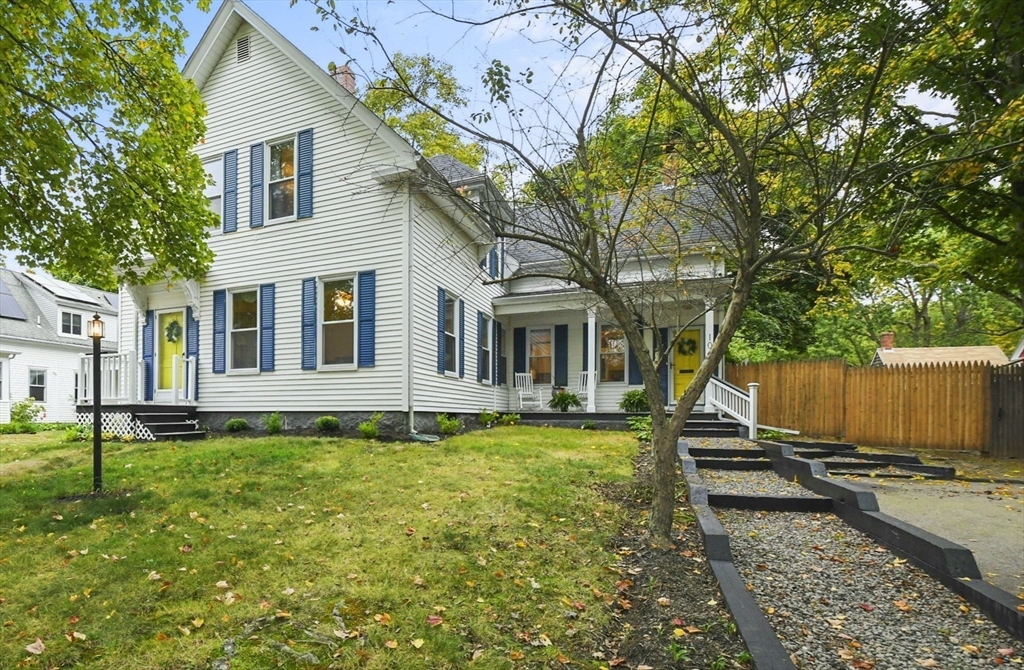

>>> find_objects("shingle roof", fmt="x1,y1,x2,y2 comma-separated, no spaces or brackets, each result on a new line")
872,346,1010,367
426,155,482,184
508,181,729,267
0,268,117,350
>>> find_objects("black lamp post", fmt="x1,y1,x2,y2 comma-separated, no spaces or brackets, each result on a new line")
88,313,104,493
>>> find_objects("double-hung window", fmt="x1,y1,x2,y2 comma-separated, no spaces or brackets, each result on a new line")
322,277,355,366
204,157,223,220
528,328,552,384
268,137,295,221
480,315,492,383
600,325,626,382
230,290,259,370
28,369,46,402
61,312,82,336
444,294,458,374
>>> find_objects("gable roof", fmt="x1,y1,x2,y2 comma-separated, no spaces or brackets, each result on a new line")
0,269,117,350
183,0,417,170
508,181,729,269
871,346,1010,367
427,155,483,184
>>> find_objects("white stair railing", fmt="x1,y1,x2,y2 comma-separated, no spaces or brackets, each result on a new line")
170,355,198,404
707,377,759,439
79,351,138,404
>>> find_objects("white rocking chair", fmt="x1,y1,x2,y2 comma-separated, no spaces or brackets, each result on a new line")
515,372,543,410
577,371,593,406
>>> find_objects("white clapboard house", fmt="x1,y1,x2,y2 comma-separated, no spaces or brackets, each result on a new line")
81,0,754,440
0,268,118,424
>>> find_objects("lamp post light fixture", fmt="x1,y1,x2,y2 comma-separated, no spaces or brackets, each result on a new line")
88,313,104,493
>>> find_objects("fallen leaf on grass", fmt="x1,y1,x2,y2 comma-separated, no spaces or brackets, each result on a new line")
427,614,443,627
25,638,45,654
509,651,524,660
375,613,393,625
411,638,424,649
192,618,204,628
282,587,295,596
148,571,162,581
275,611,290,619
384,640,398,649
215,580,230,589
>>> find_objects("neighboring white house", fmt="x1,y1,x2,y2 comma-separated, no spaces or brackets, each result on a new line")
0,269,117,424
93,0,735,437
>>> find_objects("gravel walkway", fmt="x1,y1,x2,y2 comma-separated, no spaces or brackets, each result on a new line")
718,510,1023,669
829,465,932,478
683,436,761,450
701,468,825,498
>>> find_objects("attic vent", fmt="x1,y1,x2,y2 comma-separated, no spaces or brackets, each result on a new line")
236,35,251,63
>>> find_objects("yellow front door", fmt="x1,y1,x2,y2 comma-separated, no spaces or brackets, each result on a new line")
673,329,701,401
157,311,184,391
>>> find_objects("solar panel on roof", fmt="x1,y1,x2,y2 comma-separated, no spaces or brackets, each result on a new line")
26,272,101,306
0,276,28,320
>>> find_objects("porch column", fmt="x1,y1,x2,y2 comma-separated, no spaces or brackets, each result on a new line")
586,310,597,412
704,300,715,371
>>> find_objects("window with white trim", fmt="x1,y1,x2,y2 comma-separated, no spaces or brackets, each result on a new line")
60,311,82,336
230,290,258,370
267,137,295,221
444,293,458,374
480,315,492,383
28,369,46,402
528,327,552,384
322,277,355,366
600,325,626,382
204,157,223,220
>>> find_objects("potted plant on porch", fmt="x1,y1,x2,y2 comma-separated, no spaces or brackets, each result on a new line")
548,390,583,413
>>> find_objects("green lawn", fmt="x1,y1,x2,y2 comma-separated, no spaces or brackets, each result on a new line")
0,427,636,668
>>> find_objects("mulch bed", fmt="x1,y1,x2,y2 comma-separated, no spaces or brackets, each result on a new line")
594,444,752,669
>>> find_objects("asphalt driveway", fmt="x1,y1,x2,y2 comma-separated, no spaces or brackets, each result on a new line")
855,477,1024,595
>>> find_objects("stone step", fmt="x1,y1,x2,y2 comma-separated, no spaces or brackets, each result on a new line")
688,447,768,459
694,458,772,470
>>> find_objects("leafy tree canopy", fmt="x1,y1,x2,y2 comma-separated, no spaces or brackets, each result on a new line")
359,53,486,170
1,0,216,286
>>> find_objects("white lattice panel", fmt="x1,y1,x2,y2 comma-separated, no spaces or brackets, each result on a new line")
77,412,155,441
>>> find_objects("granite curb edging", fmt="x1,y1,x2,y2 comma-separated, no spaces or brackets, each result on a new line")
681,465,796,669
757,440,1024,640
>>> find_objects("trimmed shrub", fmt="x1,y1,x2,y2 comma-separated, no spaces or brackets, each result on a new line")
11,398,43,425
619,389,651,413
225,418,250,433
315,415,341,433
497,413,520,426
478,409,500,426
263,412,284,435
0,422,37,435
436,413,463,436
358,412,384,440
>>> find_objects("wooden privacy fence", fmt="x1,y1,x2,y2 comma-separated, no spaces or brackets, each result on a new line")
726,359,1023,455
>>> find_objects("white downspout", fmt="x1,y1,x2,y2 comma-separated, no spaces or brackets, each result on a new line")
586,309,597,413
406,182,416,432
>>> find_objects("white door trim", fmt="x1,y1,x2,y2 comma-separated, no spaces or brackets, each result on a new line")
153,307,185,402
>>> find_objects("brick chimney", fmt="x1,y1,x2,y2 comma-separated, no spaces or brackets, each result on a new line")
879,332,895,350
329,62,356,93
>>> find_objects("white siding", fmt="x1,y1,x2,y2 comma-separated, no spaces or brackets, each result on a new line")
410,200,508,413
0,341,85,423
190,24,409,413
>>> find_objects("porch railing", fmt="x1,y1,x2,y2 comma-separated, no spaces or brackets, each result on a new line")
707,377,759,439
79,351,138,404
79,352,196,405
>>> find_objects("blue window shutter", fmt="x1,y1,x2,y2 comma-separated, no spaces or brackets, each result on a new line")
628,333,643,386
357,270,375,367
250,142,264,228
436,287,446,373
301,278,317,370
458,300,465,378
554,324,568,386
259,284,275,371
488,248,498,279
223,150,238,233
212,290,226,374
513,327,526,375
142,310,155,400
297,129,313,218
186,307,200,399
582,322,588,370
477,311,485,382
658,327,669,400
